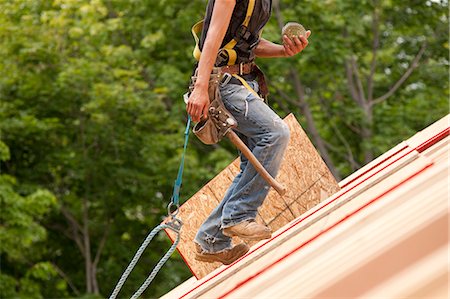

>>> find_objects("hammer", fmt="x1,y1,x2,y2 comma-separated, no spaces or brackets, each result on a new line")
226,130,287,196
208,101,287,196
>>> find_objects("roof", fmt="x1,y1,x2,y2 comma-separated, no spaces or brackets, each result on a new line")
162,114,449,299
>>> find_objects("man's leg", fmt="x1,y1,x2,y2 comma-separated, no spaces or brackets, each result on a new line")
194,168,250,264
194,80,289,262
219,81,290,229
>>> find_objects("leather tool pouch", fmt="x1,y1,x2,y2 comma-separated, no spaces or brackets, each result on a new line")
189,73,238,145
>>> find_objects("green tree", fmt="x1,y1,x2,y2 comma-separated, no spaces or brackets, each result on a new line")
0,141,65,298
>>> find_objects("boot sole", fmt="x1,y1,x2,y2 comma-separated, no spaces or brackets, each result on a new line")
195,246,249,265
222,230,272,241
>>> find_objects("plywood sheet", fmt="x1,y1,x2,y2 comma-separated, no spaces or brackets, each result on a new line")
164,114,340,279
287,170,342,218
164,186,223,277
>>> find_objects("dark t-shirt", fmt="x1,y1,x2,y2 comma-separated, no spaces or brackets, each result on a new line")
199,0,272,65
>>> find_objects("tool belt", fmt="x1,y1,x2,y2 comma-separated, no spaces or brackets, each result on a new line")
189,62,269,145
189,72,237,145
217,62,269,100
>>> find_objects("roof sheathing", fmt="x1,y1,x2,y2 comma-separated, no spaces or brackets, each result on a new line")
161,114,449,299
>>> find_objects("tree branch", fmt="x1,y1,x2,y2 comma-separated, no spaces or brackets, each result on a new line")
351,56,367,106
52,263,81,296
345,60,361,104
271,95,292,115
60,206,83,234
318,95,361,171
371,41,427,106
274,85,301,107
323,140,360,171
60,206,85,257
273,0,339,180
93,221,111,269
291,71,341,179
82,197,93,293
91,221,111,295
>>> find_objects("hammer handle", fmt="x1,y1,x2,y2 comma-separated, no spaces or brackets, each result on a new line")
226,130,287,196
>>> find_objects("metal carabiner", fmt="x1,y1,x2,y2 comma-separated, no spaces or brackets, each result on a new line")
167,201,180,218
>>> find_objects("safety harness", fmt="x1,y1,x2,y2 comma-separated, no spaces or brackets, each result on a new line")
192,0,257,66
191,0,270,100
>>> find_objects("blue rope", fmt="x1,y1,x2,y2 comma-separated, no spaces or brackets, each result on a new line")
109,117,191,299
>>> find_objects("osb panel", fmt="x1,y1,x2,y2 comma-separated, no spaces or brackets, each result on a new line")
319,169,341,198
284,115,331,178
288,173,340,218
257,188,294,226
256,114,333,226
267,208,298,231
164,114,340,279
288,168,341,218
207,167,239,200
165,185,223,277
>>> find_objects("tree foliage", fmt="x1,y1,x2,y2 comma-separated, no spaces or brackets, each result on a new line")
0,143,61,298
0,0,448,298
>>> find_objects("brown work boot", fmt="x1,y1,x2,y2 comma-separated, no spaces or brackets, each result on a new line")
222,220,272,241
195,243,249,265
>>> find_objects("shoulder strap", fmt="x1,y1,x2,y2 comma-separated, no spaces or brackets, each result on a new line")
191,0,256,65
192,20,204,61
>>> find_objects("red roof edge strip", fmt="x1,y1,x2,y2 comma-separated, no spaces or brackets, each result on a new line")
416,128,449,153
339,145,408,189
218,163,434,299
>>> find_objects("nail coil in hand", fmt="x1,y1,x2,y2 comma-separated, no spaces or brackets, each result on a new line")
282,22,307,41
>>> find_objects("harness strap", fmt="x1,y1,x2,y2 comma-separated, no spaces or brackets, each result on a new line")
192,0,256,65
232,74,260,98
220,0,255,65
192,20,203,61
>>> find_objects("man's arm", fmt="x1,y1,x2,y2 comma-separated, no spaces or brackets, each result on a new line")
254,31,311,58
187,0,236,123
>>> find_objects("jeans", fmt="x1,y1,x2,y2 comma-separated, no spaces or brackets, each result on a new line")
194,79,290,253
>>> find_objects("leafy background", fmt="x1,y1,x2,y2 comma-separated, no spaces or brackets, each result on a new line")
0,0,448,298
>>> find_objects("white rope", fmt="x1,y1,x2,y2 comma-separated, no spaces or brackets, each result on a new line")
109,219,182,299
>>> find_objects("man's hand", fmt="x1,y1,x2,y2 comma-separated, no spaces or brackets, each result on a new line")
187,85,210,123
282,30,311,57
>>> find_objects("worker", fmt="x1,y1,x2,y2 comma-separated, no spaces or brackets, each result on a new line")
187,0,311,265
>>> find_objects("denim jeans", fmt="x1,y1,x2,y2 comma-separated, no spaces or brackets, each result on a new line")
194,79,290,253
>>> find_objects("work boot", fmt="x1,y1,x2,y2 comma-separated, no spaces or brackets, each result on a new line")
195,243,249,265
222,220,272,241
